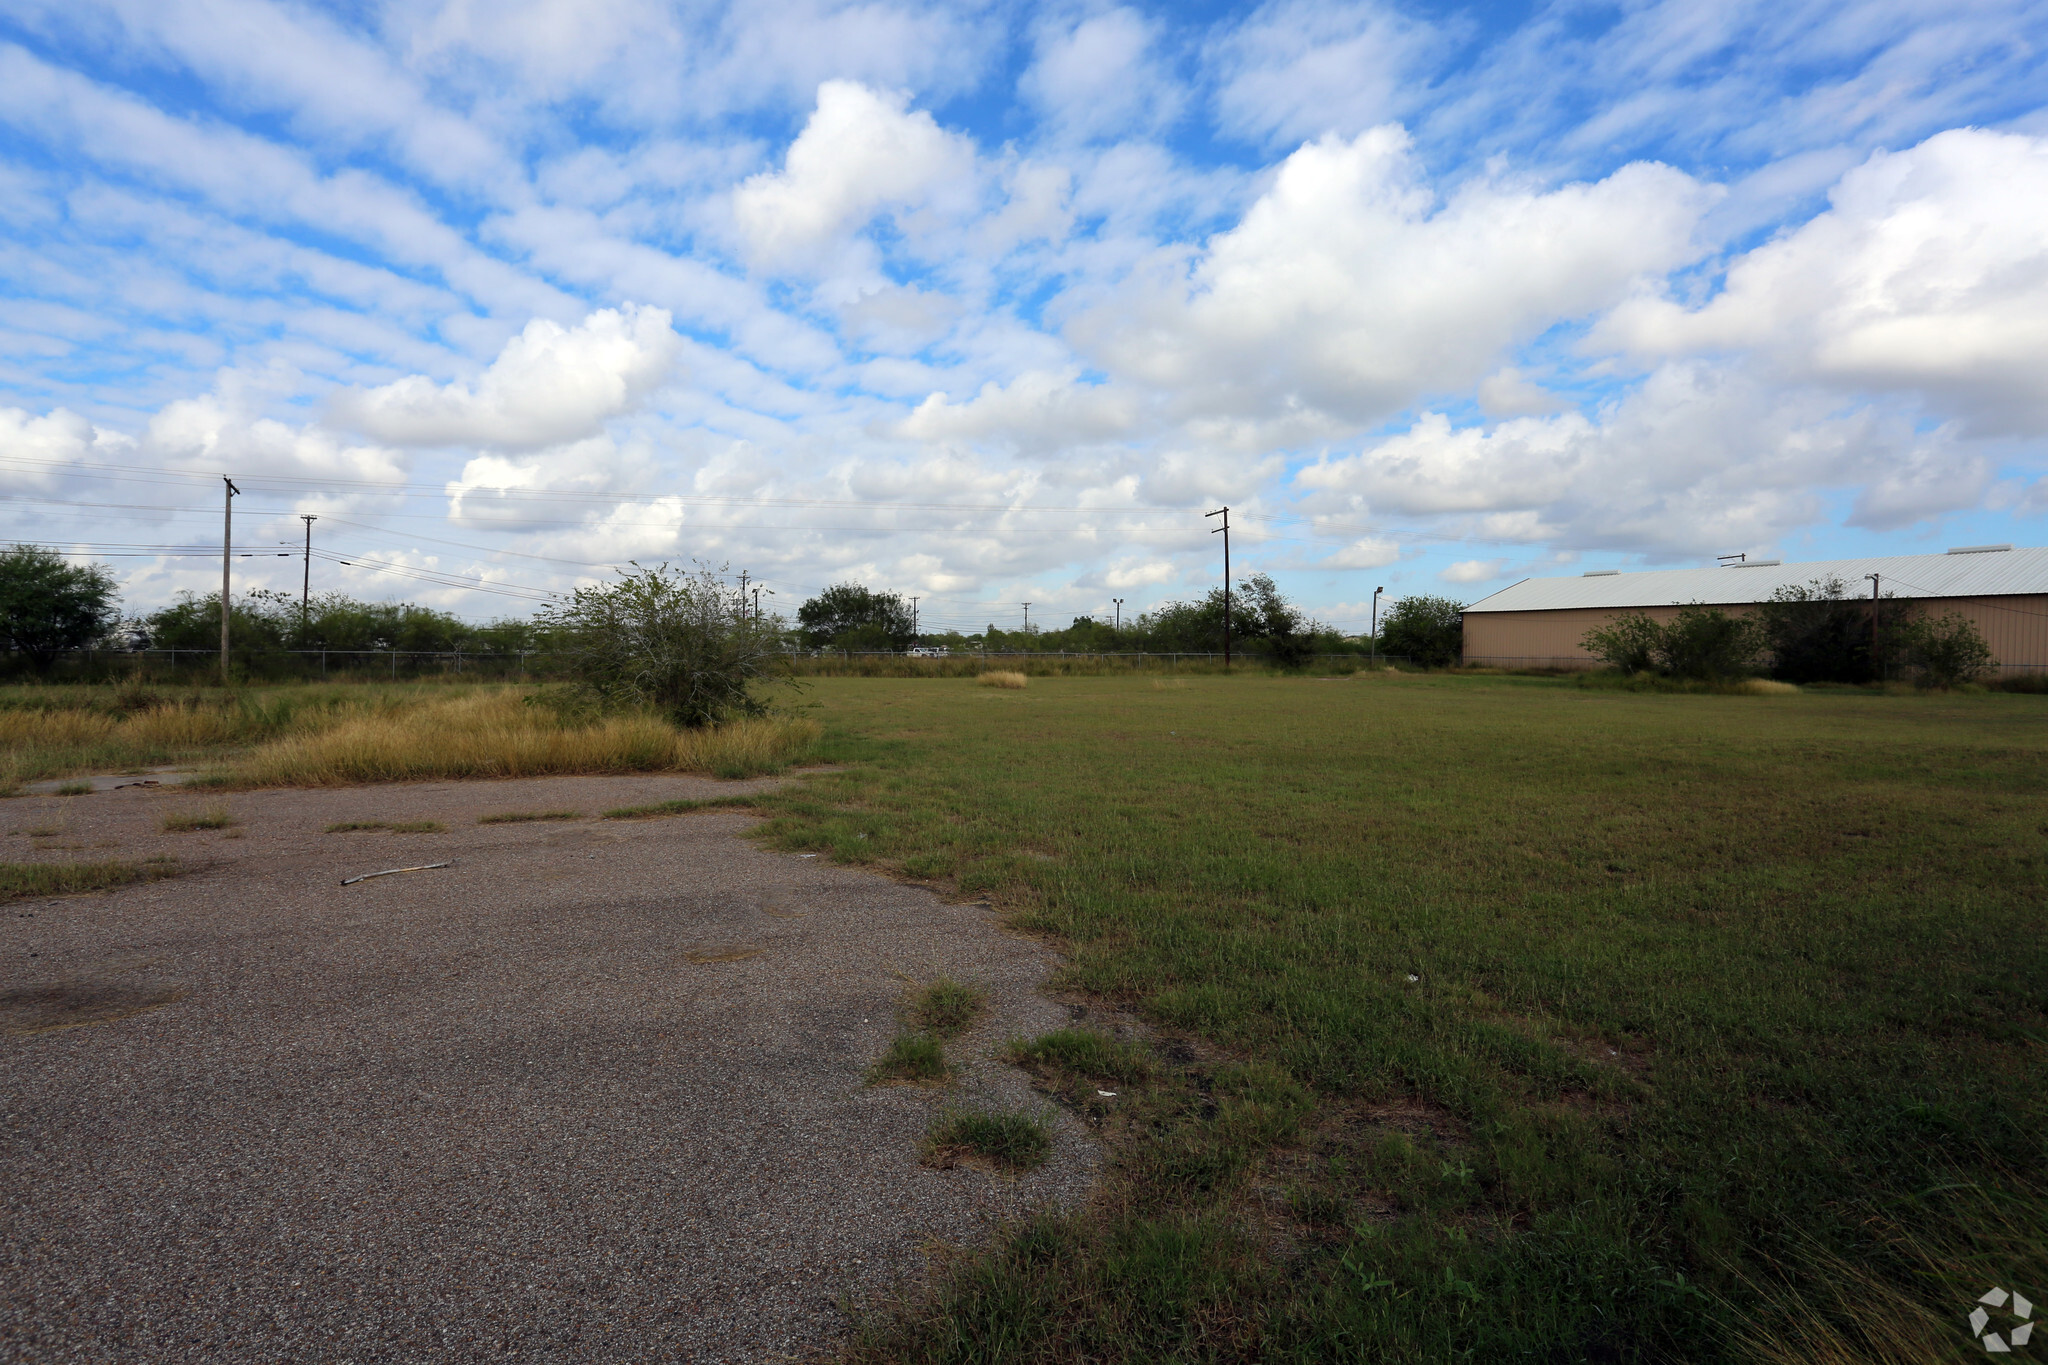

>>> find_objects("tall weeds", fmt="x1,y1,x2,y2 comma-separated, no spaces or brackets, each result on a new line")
214,692,819,786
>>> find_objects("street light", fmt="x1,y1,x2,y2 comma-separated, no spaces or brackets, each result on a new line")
1112,597,1124,631
1371,586,1384,662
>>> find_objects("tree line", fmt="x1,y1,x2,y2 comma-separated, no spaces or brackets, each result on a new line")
2,541,1473,677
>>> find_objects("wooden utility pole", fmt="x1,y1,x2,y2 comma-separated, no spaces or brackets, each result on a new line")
220,477,239,683
299,514,317,631
1206,506,1231,668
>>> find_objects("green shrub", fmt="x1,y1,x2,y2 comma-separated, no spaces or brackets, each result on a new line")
538,563,794,727
1656,604,1762,679
1581,610,1664,673
1904,612,1996,688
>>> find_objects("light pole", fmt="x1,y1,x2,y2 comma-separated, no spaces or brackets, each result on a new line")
1866,573,1882,680
1371,585,1384,662
1112,597,1123,631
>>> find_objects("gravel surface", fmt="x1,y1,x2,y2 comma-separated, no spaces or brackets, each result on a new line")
2,776,1099,1362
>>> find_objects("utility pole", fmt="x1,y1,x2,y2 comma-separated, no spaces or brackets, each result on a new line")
1866,573,1882,681
299,514,318,632
738,569,749,616
752,587,762,620
1205,506,1231,668
1113,598,1123,631
911,595,920,641
220,477,239,684
1371,586,1384,661
1022,603,1031,633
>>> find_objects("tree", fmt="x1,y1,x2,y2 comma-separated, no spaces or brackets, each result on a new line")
0,545,120,673
1582,610,1664,673
538,563,791,727
1378,595,1465,667
1904,612,1996,688
796,583,915,651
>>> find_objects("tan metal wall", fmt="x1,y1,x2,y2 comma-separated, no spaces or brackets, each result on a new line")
1462,595,2048,672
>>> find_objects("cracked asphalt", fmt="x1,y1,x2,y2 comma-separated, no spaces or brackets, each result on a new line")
1,775,1097,1362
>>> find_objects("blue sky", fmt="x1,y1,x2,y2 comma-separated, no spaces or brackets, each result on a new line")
2,0,2046,633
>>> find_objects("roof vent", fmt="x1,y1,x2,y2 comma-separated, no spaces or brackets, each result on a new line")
1726,558,1781,567
1582,569,1620,577
1947,544,2012,554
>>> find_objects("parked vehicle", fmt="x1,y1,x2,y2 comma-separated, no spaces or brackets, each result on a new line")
906,644,950,657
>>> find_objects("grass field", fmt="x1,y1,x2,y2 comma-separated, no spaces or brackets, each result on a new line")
742,672,2047,1363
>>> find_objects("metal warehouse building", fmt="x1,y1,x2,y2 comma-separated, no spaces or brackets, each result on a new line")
1461,544,2048,673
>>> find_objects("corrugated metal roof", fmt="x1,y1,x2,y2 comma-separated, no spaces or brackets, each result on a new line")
1464,546,2048,614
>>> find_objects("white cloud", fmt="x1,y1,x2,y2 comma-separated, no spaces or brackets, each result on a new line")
330,305,680,450
1020,9,1181,143
1477,368,1568,417
0,408,97,488
1299,361,1970,556
731,80,979,270
1206,0,1445,149
1600,129,2048,435
1440,558,1502,583
1066,126,1718,426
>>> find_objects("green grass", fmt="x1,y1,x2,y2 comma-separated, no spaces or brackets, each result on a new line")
0,858,183,902
160,805,236,832
907,977,988,1038
477,809,581,824
868,1031,950,1085
54,782,93,796
922,1106,1055,1171
324,819,445,833
1008,1027,1155,1083
602,795,760,819
752,673,2048,1362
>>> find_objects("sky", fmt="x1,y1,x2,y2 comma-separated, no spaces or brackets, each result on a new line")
2,0,2046,636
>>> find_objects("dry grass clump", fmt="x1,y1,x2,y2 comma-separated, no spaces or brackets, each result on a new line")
975,670,1029,689
0,858,183,903
905,977,987,1038
1734,678,1801,695
161,805,237,832
215,693,821,787
325,820,444,833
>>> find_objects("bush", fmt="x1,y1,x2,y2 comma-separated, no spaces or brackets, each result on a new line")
1378,595,1466,667
1904,612,1996,688
1581,611,1664,673
1657,604,1762,679
0,545,119,673
537,563,793,727
1582,604,1763,680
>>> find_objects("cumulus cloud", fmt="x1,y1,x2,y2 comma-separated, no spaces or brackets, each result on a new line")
731,80,978,269
1299,362,1967,556
330,305,680,450
0,408,99,488
1601,129,2048,436
1440,559,1503,583
1065,126,1717,426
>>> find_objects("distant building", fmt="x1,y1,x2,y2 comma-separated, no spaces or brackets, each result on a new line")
1461,545,2048,673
